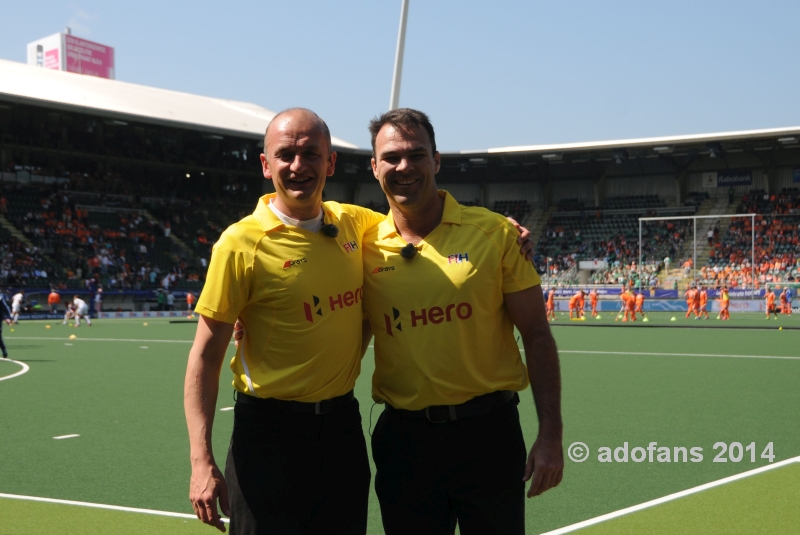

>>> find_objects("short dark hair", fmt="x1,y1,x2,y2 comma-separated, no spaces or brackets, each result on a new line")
264,108,332,153
369,108,436,158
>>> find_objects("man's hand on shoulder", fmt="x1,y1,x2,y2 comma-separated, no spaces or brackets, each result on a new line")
507,217,534,261
190,459,231,532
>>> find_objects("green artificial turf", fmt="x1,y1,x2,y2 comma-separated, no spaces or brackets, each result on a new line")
567,462,800,534
0,316,798,534
0,498,213,535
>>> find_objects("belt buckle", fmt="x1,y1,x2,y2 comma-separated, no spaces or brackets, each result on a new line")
424,406,453,423
315,399,332,415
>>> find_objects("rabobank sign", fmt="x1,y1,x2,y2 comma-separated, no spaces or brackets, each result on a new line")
717,169,752,187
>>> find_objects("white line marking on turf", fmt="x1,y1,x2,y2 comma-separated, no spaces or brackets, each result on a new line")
140,346,149,349
53,434,80,440
559,350,800,361
8,336,194,344
220,407,234,411
541,455,800,534
0,493,229,523
0,359,30,382
7,336,235,345
64,343,73,346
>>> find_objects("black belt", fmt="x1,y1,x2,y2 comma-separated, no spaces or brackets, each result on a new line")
235,390,355,415
386,390,517,423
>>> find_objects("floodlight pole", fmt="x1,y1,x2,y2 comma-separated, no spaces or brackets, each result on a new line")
389,0,410,110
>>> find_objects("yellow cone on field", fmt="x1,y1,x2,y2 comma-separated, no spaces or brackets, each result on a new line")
69,334,77,339
643,318,649,323
779,327,783,330
670,317,676,322
45,325,51,329
596,315,602,320
143,322,148,326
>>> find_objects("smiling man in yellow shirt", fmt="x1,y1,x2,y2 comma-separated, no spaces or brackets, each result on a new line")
363,109,563,535
184,109,382,535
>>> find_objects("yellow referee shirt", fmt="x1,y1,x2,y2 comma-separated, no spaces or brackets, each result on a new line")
362,191,541,410
196,193,384,402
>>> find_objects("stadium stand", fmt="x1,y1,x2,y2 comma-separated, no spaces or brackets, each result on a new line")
702,188,800,287
534,195,692,285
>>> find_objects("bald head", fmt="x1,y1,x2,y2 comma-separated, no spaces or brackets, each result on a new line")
264,108,332,154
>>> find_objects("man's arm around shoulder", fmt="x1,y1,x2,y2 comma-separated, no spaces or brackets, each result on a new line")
504,285,564,498
184,315,235,532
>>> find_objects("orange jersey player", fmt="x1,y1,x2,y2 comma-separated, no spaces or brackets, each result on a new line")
765,288,778,319
621,290,636,322
634,291,646,319
779,288,789,314
569,290,584,320
546,288,556,321
698,288,709,319
691,287,702,319
589,289,599,317
578,291,586,319
718,287,730,320
684,287,696,319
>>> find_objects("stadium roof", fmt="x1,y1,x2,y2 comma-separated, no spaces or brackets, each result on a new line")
0,59,358,149
461,126,800,156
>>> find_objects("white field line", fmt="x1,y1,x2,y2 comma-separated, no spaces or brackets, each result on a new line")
219,407,234,411
541,455,800,535
53,434,80,440
0,359,30,382
558,349,800,361
0,493,229,523
7,336,194,344
7,336,235,345
371,344,800,362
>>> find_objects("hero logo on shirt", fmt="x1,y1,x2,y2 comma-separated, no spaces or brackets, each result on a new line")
303,287,363,323
342,241,358,253
303,295,323,322
283,258,308,269
383,302,473,335
383,307,402,336
448,252,469,264
371,266,396,274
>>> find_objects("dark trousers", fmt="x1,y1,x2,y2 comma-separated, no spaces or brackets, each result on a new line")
372,399,526,535
0,323,6,357
225,396,370,535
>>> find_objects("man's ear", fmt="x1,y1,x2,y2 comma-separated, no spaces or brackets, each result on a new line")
326,151,337,177
371,158,379,179
260,153,272,180
434,151,441,174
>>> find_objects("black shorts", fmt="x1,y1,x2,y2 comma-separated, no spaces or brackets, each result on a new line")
372,397,526,535
225,395,370,535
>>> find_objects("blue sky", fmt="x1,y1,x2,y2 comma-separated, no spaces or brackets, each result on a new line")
2,1,799,151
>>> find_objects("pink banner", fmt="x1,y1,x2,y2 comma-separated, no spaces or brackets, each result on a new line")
44,48,60,70
64,35,115,79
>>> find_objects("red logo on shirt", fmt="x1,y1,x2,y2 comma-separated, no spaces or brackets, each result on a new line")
303,287,363,323
371,266,396,274
283,258,308,269
383,302,473,334
342,241,358,253
383,307,402,336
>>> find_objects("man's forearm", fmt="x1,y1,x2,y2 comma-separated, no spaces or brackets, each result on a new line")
184,316,234,465
185,349,222,464
523,329,562,437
